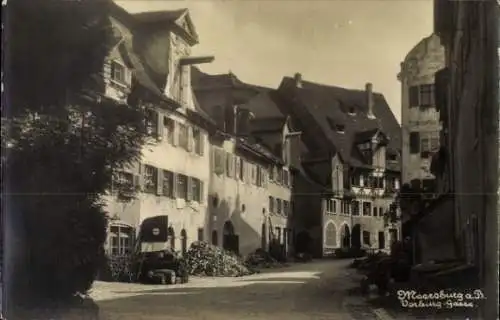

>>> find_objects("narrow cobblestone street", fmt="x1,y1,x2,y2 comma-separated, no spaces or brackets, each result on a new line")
93,260,383,320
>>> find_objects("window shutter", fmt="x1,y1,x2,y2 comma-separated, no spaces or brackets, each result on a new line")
187,126,193,152
235,156,241,180
134,163,143,191
156,111,164,140
199,181,204,203
187,177,193,201
409,85,419,107
156,168,163,195
172,173,178,198
172,122,178,146
199,133,205,155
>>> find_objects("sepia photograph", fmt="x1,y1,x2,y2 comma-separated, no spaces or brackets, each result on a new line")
1,0,499,319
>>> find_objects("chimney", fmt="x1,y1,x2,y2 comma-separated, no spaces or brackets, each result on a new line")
365,82,376,119
235,108,254,137
224,105,237,135
294,73,303,88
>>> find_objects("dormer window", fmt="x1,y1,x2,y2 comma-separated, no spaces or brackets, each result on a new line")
388,154,397,161
348,107,356,115
336,124,345,133
111,61,126,84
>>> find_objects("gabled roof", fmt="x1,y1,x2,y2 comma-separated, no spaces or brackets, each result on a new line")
275,76,401,170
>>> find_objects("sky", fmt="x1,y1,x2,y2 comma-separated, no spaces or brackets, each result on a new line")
117,0,434,123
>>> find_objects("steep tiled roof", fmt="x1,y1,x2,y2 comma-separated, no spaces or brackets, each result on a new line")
275,76,401,170
191,67,286,126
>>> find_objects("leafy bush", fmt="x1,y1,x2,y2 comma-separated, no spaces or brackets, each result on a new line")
98,254,136,283
4,0,148,309
334,247,367,259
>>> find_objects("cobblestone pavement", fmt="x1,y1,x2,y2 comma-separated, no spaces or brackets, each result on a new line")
93,260,384,320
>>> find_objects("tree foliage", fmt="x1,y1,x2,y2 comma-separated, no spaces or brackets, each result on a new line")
3,0,148,307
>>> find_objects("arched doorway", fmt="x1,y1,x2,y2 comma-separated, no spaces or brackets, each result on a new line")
351,224,361,249
325,222,337,247
341,224,351,248
168,227,175,250
211,230,218,246
180,229,187,255
222,220,239,254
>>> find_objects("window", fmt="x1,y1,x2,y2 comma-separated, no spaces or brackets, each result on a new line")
421,131,440,154
163,117,175,144
143,165,157,193
409,132,420,154
333,200,337,213
114,171,134,194
111,61,126,84
335,124,345,133
145,110,158,136
269,196,274,213
325,199,332,213
350,174,357,187
193,128,203,155
256,166,263,187
276,199,282,214
409,85,419,107
419,84,435,107
191,177,202,202
249,164,257,185
178,123,189,150
238,158,244,180
352,201,360,216
213,148,225,175
198,228,204,241
283,201,289,216
276,167,283,184
269,166,275,181
363,231,371,246
342,201,350,215
176,174,188,199
162,170,174,198
373,207,378,217
109,225,134,256
283,169,289,186
363,202,372,216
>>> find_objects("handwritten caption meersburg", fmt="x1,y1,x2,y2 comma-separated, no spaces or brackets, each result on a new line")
397,289,486,309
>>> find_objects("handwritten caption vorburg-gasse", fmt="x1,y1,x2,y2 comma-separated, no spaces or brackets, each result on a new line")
397,289,486,309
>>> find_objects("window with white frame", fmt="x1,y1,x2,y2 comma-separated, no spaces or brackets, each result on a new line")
363,202,372,216
269,196,275,213
163,117,175,144
176,174,188,199
162,170,174,198
283,201,289,216
213,148,225,175
111,61,126,84
114,171,134,194
276,199,282,214
109,224,134,256
143,165,158,194
352,201,360,216
193,128,203,155
190,177,203,202
178,123,189,150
